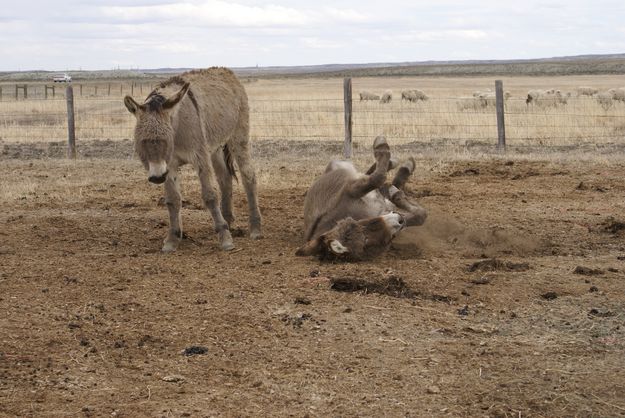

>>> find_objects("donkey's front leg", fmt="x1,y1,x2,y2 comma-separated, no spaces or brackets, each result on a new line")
198,163,234,251
162,170,183,252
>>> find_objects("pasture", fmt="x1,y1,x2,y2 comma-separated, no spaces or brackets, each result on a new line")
1,74,625,417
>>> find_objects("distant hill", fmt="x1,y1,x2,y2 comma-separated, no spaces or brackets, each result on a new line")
2,53,625,81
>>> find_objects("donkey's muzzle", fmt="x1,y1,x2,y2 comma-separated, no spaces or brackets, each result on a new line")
148,171,168,184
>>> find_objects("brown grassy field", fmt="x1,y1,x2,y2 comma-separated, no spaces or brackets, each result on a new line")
1,74,624,148
1,71,625,416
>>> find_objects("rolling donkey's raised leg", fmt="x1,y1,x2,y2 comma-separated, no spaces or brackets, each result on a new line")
197,160,234,250
388,158,427,226
392,157,416,190
347,135,391,198
162,169,183,252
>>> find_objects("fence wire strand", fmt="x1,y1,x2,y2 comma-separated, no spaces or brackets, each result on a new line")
0,89,624,147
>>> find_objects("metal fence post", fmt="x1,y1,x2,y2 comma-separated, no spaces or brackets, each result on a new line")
66,85,76,159
343,77,353,159
495,80,506,151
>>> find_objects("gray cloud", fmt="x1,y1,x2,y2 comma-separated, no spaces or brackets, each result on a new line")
1,0,623,71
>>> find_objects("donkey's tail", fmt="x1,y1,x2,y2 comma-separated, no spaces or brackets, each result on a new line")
223,144,238,183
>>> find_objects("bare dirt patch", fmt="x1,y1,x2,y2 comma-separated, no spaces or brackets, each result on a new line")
1,143,625,417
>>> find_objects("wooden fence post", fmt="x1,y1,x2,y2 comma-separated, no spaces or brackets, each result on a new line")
66,85,76,159
343,77,353,159
495,80,506,151
15,85,27,100
45,85,55,99
108,83,111,96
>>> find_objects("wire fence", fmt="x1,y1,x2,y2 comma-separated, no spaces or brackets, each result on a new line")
1,82,624,150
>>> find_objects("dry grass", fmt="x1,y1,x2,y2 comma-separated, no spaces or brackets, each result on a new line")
1,75,624,148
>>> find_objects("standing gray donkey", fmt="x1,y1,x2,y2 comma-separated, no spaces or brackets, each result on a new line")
124,67,262,252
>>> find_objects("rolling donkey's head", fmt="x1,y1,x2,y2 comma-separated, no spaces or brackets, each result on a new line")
295,213,405,261
124,82,190,184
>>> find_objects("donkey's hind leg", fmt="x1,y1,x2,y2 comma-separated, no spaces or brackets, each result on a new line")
346,135,392,198
392,157,416,190
389,185,427,226
229,139,262,240
211,147,235,226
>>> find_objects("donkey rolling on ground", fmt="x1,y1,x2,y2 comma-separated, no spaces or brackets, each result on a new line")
124,67,262,252
296,136,427,261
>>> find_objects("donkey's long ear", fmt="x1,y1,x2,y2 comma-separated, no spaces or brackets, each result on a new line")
295,237,323,257
162,82,190,110
124,95,143,114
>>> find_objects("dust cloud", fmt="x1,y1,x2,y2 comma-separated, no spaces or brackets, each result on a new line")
392,209,540,258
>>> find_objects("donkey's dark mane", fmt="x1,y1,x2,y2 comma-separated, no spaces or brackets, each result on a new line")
145,75,199,113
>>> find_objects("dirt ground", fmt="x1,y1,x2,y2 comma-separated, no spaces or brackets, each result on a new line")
1,140,624,417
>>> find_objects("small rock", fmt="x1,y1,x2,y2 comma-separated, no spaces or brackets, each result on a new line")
309,269,320,278
471,276,491,285
426,385,441,394
162,375,185,383
573,266,604,276
294,297,311,305
457,305,469,316
589,286,599,293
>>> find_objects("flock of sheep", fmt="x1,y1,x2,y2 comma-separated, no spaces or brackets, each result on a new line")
359,89,429,104
358,86,625,110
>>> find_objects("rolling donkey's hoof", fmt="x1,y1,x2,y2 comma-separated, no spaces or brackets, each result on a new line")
373,135,388,149
401,157,416,173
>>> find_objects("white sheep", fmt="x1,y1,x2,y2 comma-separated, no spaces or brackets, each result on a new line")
526,89,569,107
608,88,625,103
596,91,614,110
380,90,392,104
576,86,598,97
401,89,428,102
359,91,380,101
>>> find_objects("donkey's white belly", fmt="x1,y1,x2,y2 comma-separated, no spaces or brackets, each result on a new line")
362,190,394,217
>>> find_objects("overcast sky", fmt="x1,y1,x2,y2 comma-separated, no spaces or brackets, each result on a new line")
2,0,624,71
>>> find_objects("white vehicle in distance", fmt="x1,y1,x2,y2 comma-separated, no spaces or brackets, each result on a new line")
53,73,72,83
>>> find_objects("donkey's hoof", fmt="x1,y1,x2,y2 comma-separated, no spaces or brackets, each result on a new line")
250,230,263,240
389,157,400,170
221,241,235,251
373,135,388,149
162,242,178,253
402,157,416,173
